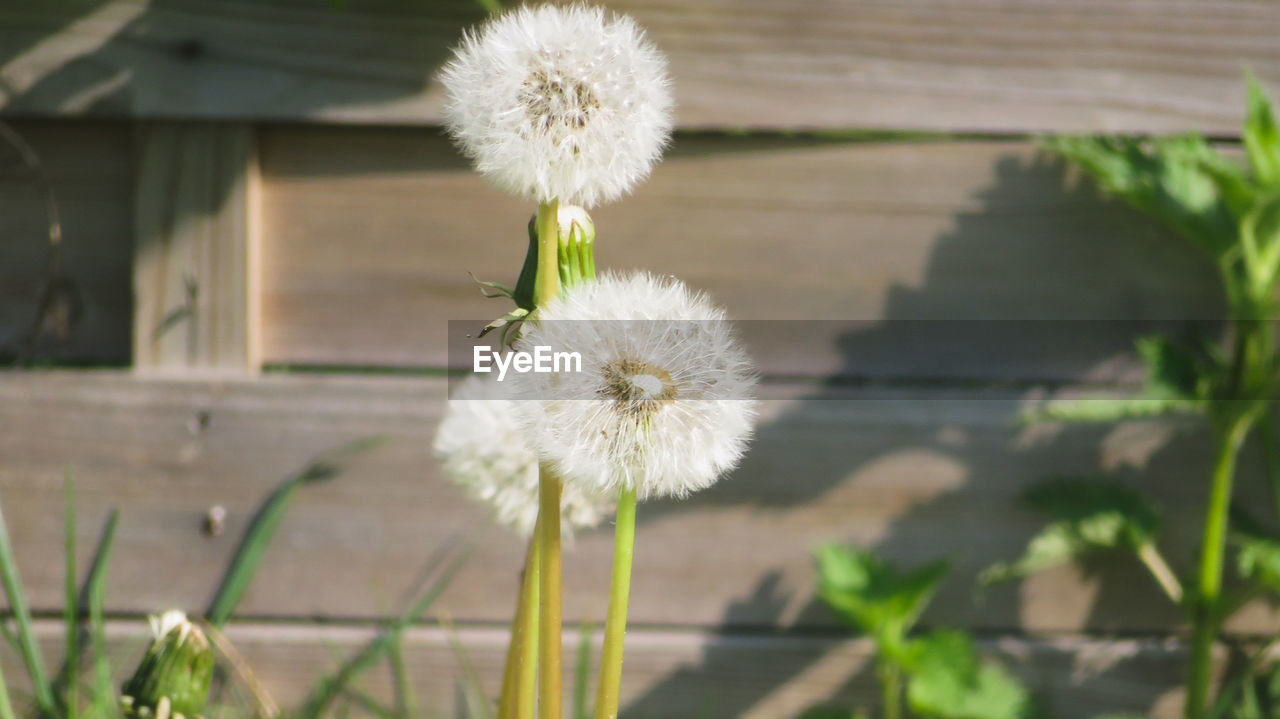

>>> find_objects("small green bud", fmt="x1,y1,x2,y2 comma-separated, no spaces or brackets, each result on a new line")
121,611,215,719
555,205,596,287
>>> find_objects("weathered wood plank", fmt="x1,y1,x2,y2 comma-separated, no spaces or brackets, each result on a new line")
2,371,1275,636
0,620,1209,719
0,121,132,364
1,1,1278,133
133,122,261,373
260,127,1223,381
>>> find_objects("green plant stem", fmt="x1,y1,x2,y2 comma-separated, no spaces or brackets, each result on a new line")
537,469,563,719
880,661,902,719
532,200,563,719
514,530,541,719
534,202,560,310
593,489,637,719
0,496,55,717
499,535,540,719
1186,416,1252,719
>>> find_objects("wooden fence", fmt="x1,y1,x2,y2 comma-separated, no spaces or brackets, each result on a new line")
3,1,1280,717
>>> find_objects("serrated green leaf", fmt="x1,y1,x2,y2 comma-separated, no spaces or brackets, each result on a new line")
1041,134,1237,260
814,545,949,645
1023,396,1202,424
1234,529,1280,593
1245,71,1280,188
1136,335,1206,401
905,631,1029,719
982,476,1161,584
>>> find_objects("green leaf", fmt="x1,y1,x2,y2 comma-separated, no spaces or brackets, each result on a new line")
1234,528,1280,593
982,476,1161,584
1137,335,1205,401
1023,397,1202,424
206,435,386,628
904,631,1029,719
294,542,472,719
0,493,56,716
1041,134,1237,260
814,545,949,646
1245,71,1280,187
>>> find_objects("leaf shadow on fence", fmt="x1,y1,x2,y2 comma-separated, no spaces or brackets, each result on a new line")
619,148,1237,718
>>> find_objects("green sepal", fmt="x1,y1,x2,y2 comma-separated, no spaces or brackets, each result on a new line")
120,617,215,719
512,216,539,311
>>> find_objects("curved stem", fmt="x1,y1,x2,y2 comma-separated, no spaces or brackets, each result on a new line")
535,202,560,310
594,489,637,719
880,661,902,719
1186,417,1251,719
515,529,542,719
537,468,563,719
499,536,541,719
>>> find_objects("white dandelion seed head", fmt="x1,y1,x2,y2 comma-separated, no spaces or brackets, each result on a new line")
508,272,758,500
147,610,206,649
434,373,614,539
439,4,674,208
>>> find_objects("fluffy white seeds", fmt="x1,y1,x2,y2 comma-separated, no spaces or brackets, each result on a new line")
434,373,613,538
439,4,673,207
508,272,758,500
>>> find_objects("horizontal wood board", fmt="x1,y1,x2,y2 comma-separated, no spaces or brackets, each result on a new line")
3,371,1278,637
0,620,1231,718
259,126,1225,382
2,1,1279,133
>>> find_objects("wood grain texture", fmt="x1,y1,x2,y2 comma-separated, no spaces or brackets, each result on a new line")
0,620,1212,719
260,127,1224,381
133,122,261,373
0,121,132,364
1,1,1279,133
3,371,1277,637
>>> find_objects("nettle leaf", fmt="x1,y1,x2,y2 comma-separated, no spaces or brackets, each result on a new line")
982,476,1161,584
1234,529,1280,593
1023,397,1202,424
905,631,1030,719
1042,134,1237,260
1246,71,1280,188
814,545,950,642
1023,335,1210,425
1136,335,1206,401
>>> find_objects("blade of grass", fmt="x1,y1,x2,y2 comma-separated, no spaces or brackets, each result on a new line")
0,494,55,716
294,542,473,719
65,468,79,719
572,623,593,719
388,640,416,719
87,510,119,719
441,615,492,719
206,435,386,628
0,651,18,719
341,687,399,719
